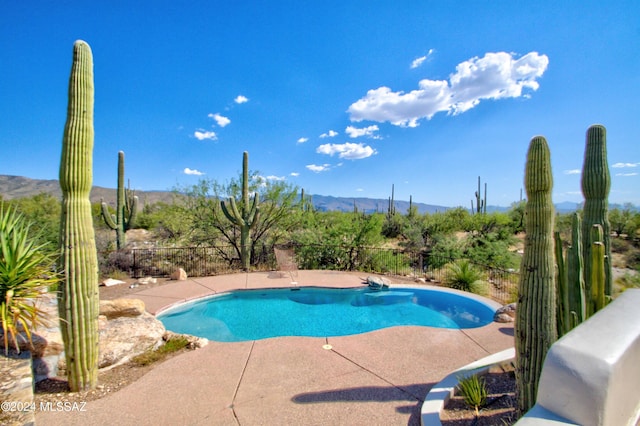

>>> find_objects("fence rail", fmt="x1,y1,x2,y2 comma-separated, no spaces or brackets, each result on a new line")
129,244,518,304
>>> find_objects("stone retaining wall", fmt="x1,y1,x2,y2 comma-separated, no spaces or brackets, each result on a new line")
0,351,35,426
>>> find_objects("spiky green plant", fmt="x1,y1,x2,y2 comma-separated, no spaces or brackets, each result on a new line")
0,205,59,354
581,125,612,296
443,260,488,296
457,373,488,416
101,150,138,250
220,151,260,271
515,136,557,413
58,40,100,391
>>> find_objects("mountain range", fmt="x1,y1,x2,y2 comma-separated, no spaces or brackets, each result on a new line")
0,174,605,214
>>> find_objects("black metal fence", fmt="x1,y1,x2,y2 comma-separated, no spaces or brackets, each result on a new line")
129,244,518,304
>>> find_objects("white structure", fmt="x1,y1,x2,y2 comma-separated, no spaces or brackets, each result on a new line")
518,289,640,426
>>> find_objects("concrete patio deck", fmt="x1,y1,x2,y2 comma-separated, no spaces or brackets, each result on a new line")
36,270,514,426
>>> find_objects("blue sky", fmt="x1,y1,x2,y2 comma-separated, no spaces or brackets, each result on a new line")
1,1,639,207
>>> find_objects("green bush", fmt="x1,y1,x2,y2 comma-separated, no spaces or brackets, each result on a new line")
444,260,489,296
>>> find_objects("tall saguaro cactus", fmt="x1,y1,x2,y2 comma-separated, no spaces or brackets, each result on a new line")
58,40,99,391
581,125,612,296
101,150,138,249
515,136,557,413
220,151,259,271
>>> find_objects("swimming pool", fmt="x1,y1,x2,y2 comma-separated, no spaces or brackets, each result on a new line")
157,286,498,342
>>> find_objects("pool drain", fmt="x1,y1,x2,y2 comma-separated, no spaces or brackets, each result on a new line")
322,344,333,350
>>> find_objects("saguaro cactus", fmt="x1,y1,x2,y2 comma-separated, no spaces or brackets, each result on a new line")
58,40,99,391
220,151,259,271
555,212,586,336
581,125,612,296
101,150,138,249
471,176,487,214
515,136,557,413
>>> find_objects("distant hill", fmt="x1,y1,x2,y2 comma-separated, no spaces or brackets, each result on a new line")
311,194,449,214
0,175,177,206
0,174,450,213
1,175,635,213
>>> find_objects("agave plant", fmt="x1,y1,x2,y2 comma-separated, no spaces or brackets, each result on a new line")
0,204,59,354
444,259,489,296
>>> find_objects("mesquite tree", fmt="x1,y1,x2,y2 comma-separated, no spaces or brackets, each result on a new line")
515,136,557,413
58,40,100,391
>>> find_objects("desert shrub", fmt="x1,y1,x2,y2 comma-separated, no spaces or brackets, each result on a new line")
131,335,190,366
610,237,632,254
624,247,640,271
99,250,133,278
457,373,488,415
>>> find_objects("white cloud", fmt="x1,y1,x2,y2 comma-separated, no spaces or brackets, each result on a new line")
194,130,218,141
264,175,286,181
348,51,549,127
297,137,309,144
345,125,380,139
612,162,639,168
234,95,249,104
616,172,638,177
563,169,581,175
320,130,339,138
290,172,300,177
306,164,331,173
208,113,231,127
411,56,427,69
316,142,377,160
410,49,435,69
183,167,205,176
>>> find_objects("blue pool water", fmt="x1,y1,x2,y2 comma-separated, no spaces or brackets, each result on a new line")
158,286,496,342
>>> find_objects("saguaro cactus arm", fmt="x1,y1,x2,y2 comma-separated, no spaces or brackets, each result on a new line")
58,40,99,392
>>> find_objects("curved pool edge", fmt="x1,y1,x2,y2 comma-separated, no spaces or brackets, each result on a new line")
154,283,503,319
156,283,503,342
391,283,504,312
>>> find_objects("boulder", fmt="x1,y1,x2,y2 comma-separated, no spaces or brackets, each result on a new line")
170,268,187,281
101,278,127,287
137,276,158,285
494,303,516,323
367,276,391,288
99,299,146,319
97,312,165,368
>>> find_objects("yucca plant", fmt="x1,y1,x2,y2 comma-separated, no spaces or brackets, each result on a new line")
457,373,488,416
444,259,488,296
0,204,59,355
